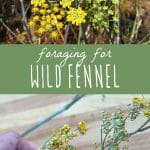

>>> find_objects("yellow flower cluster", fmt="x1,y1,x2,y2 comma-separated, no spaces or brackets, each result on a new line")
41,121,87,150
60,124,71,134
60,0,74,8
78,120,87,135
29,0,88,43
31,0,46,7
67,7,87,26
144,110,150,119
29,0,65,39
48,130,77,149
133,97,148,108
133,97,150,119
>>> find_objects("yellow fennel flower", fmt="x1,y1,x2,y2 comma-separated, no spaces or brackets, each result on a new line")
45,24,51,30
47,9,51,14
46,15,51,20
38,27,45,34
78,121,87,135
53,6,59,13
67,7,87,26
39,9,46,15
51,19,56,26
60,10,65,16
28,21,35,28
41,21,47,27
43,3,49,9
57,22,64,29
50,31,59,39
31,0,45,7
133,97,148,108
144,110,150,119
32,7,39,13
33,15,40,21
60,0,74,8
133,97,143,104
56,15,62,20
60,124,71,134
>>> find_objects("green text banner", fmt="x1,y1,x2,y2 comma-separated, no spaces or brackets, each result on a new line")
0,45,149,93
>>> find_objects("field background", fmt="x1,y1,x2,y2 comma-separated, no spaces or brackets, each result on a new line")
0,94,150,149
0,0,149,44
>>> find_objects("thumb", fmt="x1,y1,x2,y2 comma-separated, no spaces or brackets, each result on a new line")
0,131,20,150
17,136,38,150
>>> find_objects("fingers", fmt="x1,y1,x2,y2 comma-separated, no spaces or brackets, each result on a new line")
17,137,38,150
0,132,38,150
0,131,20,150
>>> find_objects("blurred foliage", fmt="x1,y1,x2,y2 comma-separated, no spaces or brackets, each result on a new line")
0,0,149,44
0,0,29,43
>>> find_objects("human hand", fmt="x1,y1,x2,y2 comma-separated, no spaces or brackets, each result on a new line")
0,132,38,150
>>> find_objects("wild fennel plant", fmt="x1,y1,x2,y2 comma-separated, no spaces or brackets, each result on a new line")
100,97,150,150
40,121,87,150
40,97,150,150
26,0,120,44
